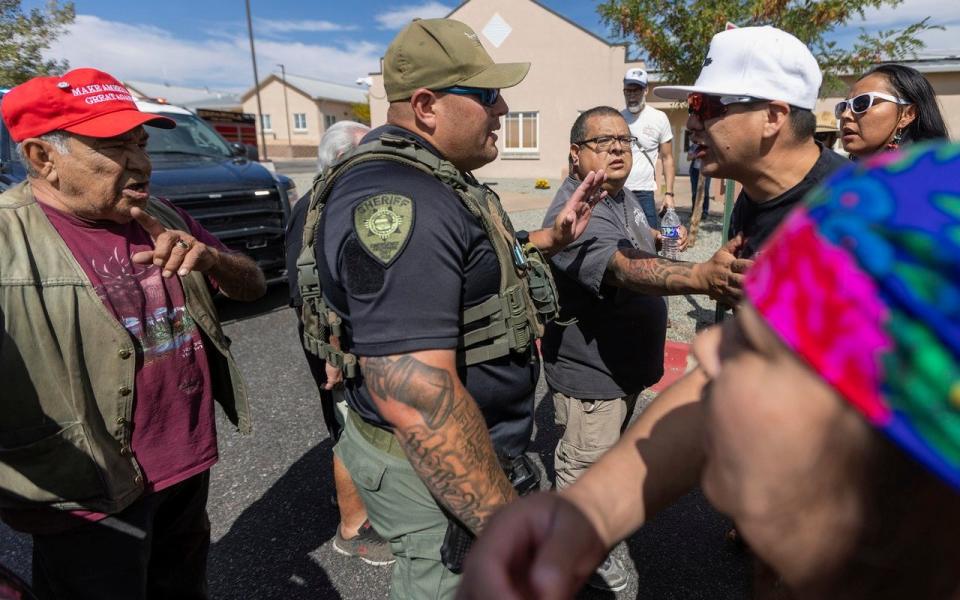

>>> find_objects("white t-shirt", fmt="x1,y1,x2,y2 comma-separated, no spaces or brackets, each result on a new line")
621,106,673,192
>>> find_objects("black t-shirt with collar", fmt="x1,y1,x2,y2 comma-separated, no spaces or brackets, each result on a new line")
728,144,849,258
314,124,537,457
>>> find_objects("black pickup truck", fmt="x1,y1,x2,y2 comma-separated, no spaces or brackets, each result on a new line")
0,95,294,284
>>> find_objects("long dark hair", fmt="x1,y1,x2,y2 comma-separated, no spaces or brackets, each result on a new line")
861,64,948,143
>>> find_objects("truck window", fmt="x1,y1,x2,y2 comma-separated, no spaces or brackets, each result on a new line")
146,112,234,158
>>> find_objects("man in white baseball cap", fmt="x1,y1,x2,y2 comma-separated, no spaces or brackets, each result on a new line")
621,67,676,227
656,25,848,259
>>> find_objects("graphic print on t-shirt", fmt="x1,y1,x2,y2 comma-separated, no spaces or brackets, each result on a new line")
91,246,202,368
40,201,220,495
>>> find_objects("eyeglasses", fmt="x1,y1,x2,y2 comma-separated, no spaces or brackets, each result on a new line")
687,93,764,122
439,86,501,107
833,92,910,119
574,135,638,152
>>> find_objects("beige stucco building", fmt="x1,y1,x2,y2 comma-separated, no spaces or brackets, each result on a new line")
368,0,645,179
242,73,367,159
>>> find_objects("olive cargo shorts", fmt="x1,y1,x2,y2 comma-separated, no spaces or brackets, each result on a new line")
552,390,640,490
334,415,459,600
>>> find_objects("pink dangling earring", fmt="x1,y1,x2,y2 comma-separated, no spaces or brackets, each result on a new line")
886,127,904,151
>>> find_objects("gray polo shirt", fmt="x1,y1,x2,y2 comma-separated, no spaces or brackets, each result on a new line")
540,176,667,399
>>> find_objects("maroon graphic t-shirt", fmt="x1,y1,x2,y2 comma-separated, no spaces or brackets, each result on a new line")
3,200,227,534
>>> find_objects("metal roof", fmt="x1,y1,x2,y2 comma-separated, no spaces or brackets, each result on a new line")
124,80,242,110
243,73,367,104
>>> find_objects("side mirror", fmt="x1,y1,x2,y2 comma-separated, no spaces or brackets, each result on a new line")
230,142,247,157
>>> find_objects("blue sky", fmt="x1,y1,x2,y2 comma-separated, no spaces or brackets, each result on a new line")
26,0,960,92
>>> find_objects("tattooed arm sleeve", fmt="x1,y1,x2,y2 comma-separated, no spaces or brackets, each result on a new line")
603,247,708,296
604,236,748,303
360,349,517,534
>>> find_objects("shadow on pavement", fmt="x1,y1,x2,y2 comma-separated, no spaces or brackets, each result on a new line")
626,488,750,600
208,441,342,600
217,285,290,324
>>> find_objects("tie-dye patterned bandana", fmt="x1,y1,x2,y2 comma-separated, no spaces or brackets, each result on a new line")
744,142,960,490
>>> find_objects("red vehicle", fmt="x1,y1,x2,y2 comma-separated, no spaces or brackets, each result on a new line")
196,109,259,160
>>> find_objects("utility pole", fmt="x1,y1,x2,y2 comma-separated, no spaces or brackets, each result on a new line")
245,0,268,160
278,63,293,156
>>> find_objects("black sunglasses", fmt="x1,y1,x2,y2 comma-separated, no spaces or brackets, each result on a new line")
439,86,501,107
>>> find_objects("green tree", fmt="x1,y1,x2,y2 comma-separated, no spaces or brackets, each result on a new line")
352,98,371,125
598,0,940,94
0,0,75,88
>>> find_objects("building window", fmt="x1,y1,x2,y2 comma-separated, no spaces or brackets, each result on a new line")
261,114,272,131
504,112,538,152
324,114,337,128
293,113,307,131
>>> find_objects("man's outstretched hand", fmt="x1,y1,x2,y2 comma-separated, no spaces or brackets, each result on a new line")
130,207,219,278
694,234,754,305
530,170,607,257
129,206,267,301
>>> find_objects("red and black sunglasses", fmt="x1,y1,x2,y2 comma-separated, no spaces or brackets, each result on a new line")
687,92,765,122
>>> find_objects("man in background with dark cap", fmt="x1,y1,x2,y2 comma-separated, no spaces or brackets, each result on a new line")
296,17,604,599
0,68,265,599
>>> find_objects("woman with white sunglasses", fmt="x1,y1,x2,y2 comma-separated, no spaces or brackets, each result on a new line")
837,64,948,159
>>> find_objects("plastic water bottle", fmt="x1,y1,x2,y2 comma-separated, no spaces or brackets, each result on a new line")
660,207,682,260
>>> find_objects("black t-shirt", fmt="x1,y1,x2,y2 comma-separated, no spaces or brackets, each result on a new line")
728,144,849,258
540,179,667,398
315,124,537,457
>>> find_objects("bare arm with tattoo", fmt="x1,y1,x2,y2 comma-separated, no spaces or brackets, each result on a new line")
602,234,752,305
361,349,516,534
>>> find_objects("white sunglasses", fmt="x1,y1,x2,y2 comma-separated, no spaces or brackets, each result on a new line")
834,92,910,119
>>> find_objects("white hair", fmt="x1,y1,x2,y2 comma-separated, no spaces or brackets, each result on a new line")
17,131,71,177
318,121,370,172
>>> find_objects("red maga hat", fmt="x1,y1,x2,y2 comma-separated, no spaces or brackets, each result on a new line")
2,67,175,142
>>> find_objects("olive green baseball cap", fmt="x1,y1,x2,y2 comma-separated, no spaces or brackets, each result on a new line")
383,18,530,102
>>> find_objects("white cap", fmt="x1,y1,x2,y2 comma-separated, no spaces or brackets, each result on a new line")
623,67,648,87
653,26,822,110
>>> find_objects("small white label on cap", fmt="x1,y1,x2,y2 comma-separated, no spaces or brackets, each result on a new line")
57,81,70,89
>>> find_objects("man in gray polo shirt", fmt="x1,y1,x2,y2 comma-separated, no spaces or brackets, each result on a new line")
541,105,750,591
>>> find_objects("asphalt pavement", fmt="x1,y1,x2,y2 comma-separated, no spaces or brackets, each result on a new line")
0,198,751,599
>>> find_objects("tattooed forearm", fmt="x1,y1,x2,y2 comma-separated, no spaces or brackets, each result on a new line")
362,355,456,428
605,249,704,296
361,354,516,533
400,391,516,532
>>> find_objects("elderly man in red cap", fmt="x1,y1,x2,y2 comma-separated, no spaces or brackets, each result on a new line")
0,68,265,599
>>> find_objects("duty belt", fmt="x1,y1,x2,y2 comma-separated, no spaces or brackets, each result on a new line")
347,409,406,459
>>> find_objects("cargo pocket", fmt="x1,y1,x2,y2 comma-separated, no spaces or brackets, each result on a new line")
350,455,387,492
0,422,106,504
394,531,457,600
